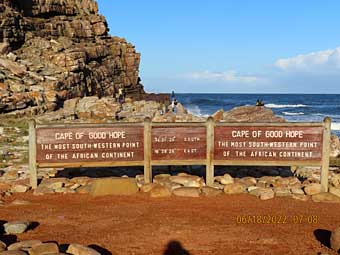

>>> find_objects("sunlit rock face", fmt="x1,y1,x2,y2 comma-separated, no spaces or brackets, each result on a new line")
0,0,144,116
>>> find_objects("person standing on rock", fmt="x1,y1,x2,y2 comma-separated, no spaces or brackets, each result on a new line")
118,85,125,104
174,99,178,113
170,98,178,113
171,90,175,102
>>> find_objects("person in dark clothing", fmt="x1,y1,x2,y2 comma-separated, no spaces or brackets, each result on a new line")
256,99,264,106
171,90,175,101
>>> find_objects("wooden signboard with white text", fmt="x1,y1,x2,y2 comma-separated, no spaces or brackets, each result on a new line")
36,127,144,164
151,126,207,162
29,117,331,192
214,126,323,163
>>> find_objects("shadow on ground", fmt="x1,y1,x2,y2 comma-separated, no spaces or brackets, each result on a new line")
27,221,40,232
163,240,191,255
89,244,112,255
54,165,292,180
0,220,17,246
314,229,332,249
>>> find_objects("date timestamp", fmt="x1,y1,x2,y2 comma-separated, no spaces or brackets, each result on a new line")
236,215,319,224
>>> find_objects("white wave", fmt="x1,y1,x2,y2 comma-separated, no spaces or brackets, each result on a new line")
265,103,307,108
311,113,340,120
332,123,340,131
282,112,305,116
186,105,209,117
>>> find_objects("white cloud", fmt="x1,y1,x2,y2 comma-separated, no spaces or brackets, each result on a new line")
151,47,340,93
275,47,340,72
182,70,259,83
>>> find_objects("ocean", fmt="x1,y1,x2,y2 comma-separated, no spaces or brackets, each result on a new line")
175,94,340,136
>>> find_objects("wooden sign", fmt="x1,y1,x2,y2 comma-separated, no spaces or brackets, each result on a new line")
36,126,144,164
29,117,331,192
214,126,323,162
151,126,206,161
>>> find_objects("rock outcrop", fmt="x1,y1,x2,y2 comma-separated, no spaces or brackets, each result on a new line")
219,106,285,123
33,96,203,123
0,0,144,115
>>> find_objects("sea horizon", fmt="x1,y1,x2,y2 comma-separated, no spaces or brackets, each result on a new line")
171,93,340,136
173,92,340,95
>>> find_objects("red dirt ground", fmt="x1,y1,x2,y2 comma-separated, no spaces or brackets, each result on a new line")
1,193,340,255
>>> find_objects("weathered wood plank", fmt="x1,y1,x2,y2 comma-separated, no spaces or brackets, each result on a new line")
151,160,206,166
321,117,331,192
38,161,145,168
214,160,322,167
29,119,37,189
206,117,214,186
144,117,152,183
36,122,144,128
216,122,324,127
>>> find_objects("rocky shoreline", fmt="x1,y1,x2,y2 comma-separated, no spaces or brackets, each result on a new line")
0,100,340,204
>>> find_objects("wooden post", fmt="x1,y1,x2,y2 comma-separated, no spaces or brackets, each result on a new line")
321,117,331,192
144,117,152,183
28,119,38,189
206,117,215,186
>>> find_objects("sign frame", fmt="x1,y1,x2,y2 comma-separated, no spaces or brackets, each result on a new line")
29,120,148,189
28,117,331,192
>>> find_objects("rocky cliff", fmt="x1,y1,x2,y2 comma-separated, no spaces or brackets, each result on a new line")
0,0,144,115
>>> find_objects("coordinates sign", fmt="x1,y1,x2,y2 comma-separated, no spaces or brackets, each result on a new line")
36,127,144,163
152,126,206,160
214,126,323,162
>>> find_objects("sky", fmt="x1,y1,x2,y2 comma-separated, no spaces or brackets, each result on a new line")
97,0,340,93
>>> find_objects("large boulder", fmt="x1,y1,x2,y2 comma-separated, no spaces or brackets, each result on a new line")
224,183,245,194
90,177,139,196
249,188,275,200
304,183,322,196
169,174,204,188
201,186,223,197
8,240,42,251
75,96,121,119
0,251,27,255
312,192,340,203
172,187,201,197
3,221,31,234
118,100,161,121
221,106,285,122
215,174,234,185
29,243,59,255
149,185,172,198
67,243,100,255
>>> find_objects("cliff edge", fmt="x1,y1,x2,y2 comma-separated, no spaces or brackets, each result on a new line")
0,0,144,116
